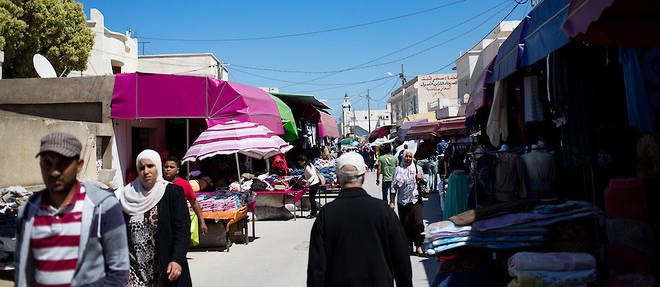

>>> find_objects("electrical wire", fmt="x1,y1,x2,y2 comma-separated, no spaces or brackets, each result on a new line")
230,66,391,86
280,0,512,89
139,0,466,42
233,0,509,76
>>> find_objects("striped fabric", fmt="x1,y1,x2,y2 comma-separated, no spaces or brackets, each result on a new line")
30,183,85,287
183,120,293,162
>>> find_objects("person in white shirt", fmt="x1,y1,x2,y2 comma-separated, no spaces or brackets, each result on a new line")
298,155,321,219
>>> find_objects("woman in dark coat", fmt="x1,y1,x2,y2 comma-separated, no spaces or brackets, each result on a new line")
115,149,192,287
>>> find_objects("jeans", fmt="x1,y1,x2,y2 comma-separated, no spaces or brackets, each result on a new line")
427,160,438,192
381,181,392,204
309,183,320,215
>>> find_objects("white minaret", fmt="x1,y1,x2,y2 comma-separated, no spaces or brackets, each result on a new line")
342,93,351,136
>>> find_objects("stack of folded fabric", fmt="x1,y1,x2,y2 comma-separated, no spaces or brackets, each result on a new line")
424,200,596,255
507,252,597,287
193,190,254,213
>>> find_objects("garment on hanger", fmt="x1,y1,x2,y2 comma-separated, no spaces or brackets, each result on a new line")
524,75,544,123
521,150,556,199
494,152,528,202
620,47,660,134
487,80,509,147
443,172,470,220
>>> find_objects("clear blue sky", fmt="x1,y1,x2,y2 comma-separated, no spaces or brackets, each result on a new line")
79,0,531,119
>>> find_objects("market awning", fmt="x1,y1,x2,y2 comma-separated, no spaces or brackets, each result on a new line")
488,18,528,83
318,110,339,138
439,117,466,131
270,92,331,110
466,59,495,117
562,0,660,47
397,119,428,141
111,72,283,134
368,125,393,142
271,95,298,142
520,0,571,67
396,111,437,126
405,122,440,141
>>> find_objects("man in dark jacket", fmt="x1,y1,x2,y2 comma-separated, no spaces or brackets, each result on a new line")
307,152,413,287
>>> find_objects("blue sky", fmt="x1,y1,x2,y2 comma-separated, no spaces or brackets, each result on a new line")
78,0,530,119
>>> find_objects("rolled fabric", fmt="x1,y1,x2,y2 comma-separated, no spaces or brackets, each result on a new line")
508,252,596,272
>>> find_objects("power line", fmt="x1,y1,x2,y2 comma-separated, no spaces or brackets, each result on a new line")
140,0,466,42
230,66,391,86
280,0,511,88
234,0,509,76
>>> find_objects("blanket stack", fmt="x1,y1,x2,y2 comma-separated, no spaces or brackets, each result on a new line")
507,252,597,287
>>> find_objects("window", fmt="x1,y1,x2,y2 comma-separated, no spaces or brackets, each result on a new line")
112,66,122,74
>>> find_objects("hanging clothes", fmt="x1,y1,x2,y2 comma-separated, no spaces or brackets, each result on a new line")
487,80,509,147
620,47,660,134
494,152,528,202
443,172,470,220
523,75,544,123
521,150,556,199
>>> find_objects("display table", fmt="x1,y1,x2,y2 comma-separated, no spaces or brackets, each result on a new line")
200,206,249,252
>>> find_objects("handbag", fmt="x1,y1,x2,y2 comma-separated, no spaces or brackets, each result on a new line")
314,166,326,185
415,164,430,198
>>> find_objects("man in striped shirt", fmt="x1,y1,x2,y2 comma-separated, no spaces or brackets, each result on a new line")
15,132,129,286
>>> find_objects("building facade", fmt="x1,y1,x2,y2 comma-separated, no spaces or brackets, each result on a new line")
388,73,458,123
341,94,391,136
456,21,519,102
139,53,228,80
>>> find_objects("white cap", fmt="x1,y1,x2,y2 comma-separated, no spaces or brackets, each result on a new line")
336,152,367,176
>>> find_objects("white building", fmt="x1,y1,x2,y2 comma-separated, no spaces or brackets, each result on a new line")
388,73,458,123
456,21,519,103
69,8,138,77
139,53,228,80
341,94,391,136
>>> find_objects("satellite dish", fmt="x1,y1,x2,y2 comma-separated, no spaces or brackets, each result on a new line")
33,54,57,78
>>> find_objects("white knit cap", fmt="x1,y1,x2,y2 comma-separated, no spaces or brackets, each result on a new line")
336,152,367,176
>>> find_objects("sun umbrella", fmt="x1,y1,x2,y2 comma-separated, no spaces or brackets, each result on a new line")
271,95,298,142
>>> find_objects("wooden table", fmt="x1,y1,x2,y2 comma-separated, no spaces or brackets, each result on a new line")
201,206,249,252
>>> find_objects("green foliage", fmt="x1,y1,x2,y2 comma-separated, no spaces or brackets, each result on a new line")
1,0,94,78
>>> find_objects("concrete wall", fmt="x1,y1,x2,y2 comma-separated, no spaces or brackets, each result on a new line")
69,9,138,77
139,54,228,80
389,74,458,123
0,76,118,188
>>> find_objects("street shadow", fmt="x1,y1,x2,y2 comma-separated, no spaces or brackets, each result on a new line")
421,191,443,284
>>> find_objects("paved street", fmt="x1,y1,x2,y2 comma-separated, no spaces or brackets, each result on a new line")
188,170,442,286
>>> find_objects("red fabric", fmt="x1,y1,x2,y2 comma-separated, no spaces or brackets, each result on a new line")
272,154,289,175
173,177,197,202
604,178,648,218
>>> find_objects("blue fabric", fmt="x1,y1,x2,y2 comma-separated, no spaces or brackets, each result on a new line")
488,18,528,83
431,270,492,287
620,47,660,133
519,0,571,67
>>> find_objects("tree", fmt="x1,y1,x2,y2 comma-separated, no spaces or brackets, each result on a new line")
1,0,93,78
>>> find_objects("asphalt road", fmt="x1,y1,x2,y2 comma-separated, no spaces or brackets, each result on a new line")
187,170,442,286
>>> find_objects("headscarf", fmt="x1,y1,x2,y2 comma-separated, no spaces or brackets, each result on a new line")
392,149,417,191
115,149,169,216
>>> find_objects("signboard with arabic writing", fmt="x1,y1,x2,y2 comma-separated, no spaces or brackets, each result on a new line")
418,74,458,97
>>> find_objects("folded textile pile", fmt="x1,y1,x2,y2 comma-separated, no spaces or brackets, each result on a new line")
0,185,32,212
424,201,596,255
507,252,597,287
193,190,255,213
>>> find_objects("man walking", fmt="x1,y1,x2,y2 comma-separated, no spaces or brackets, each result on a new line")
307,152,412,287
163,156,208,235
15,132,129,286
376,144,398,203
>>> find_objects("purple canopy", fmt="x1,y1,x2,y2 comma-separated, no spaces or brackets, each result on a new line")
397,119,428,141
111,73,283,134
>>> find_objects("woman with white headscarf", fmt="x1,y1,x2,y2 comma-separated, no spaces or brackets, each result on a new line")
390,149,425,256
116,149,192,287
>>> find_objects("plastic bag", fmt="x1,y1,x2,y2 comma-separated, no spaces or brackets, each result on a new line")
190,211,199,246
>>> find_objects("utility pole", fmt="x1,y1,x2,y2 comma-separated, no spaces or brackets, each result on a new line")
140,41,151,55
367,89,371,132
401,64,406,119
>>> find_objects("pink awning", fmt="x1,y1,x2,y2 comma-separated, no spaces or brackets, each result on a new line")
111,73,283,134
318,111,339,138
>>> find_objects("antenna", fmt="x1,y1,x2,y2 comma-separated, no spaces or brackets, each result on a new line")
33,54,57,78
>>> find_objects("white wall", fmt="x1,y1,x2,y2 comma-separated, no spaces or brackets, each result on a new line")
69,9,138,77
139,54,228,79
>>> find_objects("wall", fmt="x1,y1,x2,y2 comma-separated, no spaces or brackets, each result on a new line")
69,9,138,77
139,54,228,80
345,108,392,134
389,74,458,122
112,118,167,186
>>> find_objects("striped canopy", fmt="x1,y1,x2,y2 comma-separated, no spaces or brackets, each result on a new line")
182,120,293,162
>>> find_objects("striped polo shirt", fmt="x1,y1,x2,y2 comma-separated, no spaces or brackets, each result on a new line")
30,182,85,287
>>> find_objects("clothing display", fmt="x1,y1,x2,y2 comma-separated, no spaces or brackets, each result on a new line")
494,152,528,202
521,150,556,199
523,75,544,123
443,173,470,220
487,80,509,147
620,47,660,134
194,190,255,213
507,252,596,272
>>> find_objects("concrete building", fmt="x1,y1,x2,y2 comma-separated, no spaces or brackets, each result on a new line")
341,94,391,136
388,73,458,123
456,21,519,103
0,51,4,79
69,9,138,77
139,53,229,80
